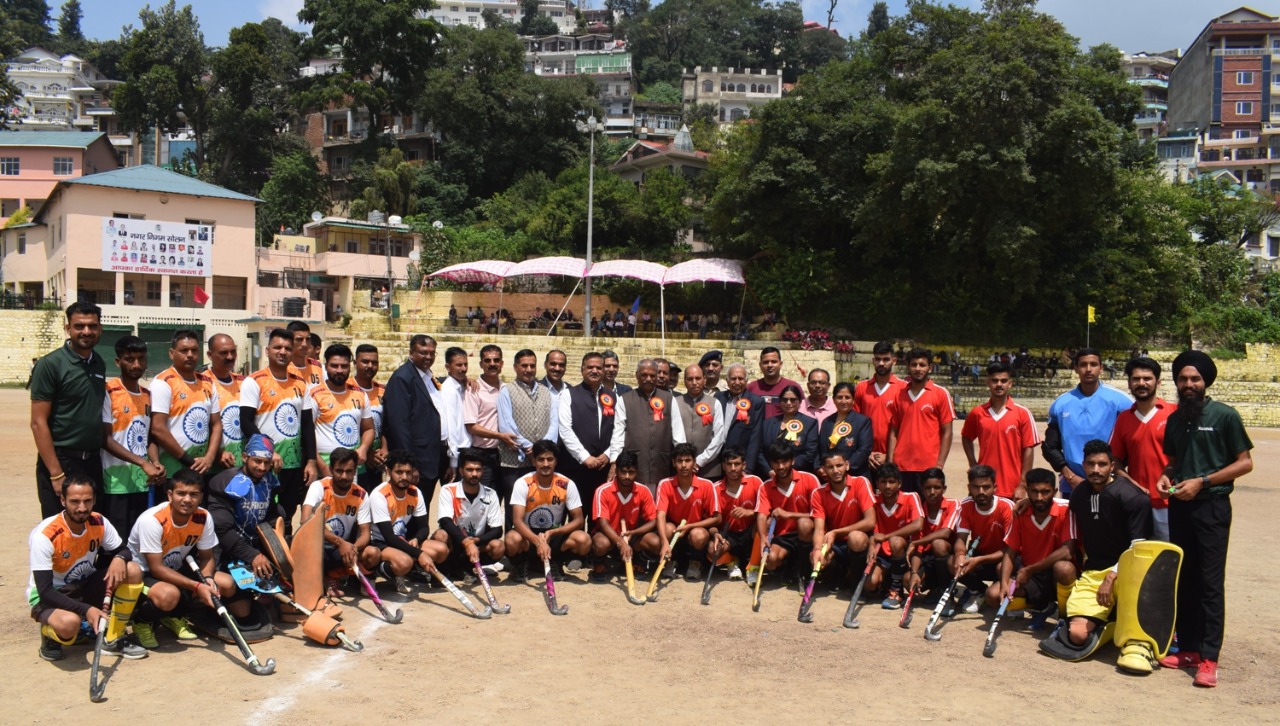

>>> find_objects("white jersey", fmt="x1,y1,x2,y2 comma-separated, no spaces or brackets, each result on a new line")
436,481,504,537
27,513,122,605
361,482,428,543
127,502,218,573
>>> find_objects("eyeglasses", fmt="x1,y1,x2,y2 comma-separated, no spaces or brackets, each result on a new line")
779,397,800,403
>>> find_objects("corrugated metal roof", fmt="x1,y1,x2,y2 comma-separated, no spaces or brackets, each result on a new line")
63,164,261,202
0,130,108,148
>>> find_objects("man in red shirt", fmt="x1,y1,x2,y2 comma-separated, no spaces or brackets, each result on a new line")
1000,468,1077,625
952,465,1015,615
590,451,661,582
854,341,904,470
906,468,959,602
867,463,924,608
756,441,819,579
1109,357,1173,540
887,347,955,493
656,443,722,580
811,451,876,587
961,361,1040,502
711,447,762,581
747,347,802,419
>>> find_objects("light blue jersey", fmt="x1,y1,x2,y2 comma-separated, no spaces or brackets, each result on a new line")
1047,383,1133,481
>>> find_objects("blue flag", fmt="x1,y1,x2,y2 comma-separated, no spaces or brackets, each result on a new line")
630,295,642,314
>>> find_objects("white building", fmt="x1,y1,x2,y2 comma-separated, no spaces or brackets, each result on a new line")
681,66,783,125
521,34,634,135
429,0,577,33
1122,50,1180,139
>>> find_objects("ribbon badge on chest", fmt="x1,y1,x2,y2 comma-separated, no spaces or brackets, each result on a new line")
695,401,713,426
599,392,615,416
650,396,665,422
735,398,751,422
784,418,804,442
829,420,852,447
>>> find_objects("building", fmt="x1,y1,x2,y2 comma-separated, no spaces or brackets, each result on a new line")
0,131,120,224
632,99,682,140
255,216,421,320
522,34,634,135
1122,50,1180,139
610,126,709,249
428,0,577,33
1168,7,1280,140
1156,128,1199,182
681,66,783,124
0,164,269,370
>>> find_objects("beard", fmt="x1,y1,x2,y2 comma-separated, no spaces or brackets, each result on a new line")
1178,389,1206,422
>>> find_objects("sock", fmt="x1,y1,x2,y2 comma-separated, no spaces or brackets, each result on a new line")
105,582,144,641
378,562,395,581
932,557,951,591
1056,582,1072,616
748,533,762,569
1008,597,1028,611
889,558,906,591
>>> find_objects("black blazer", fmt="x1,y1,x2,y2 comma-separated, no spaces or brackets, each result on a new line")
817,411,874,477
717,389,765,476
758,412,820,474
382,361,443,478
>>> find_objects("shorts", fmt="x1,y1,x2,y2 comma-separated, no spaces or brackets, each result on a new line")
898,471,924,494
875,554,907,571
30,569,107,623
911,552,945,590
772,532,802,555
959,559,1000,587
721,527,755,564
141,570,202,616
441,539,499,572
530,529,570,560
323,545,357,576
1066,568,1114,623
1019,568,1055,609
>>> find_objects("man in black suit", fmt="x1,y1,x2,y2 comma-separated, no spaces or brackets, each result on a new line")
716,363,766,478
382,334,451,504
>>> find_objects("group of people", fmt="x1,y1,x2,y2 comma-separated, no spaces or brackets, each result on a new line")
26,302,1252,689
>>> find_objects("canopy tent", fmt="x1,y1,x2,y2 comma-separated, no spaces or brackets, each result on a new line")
428,257,746,351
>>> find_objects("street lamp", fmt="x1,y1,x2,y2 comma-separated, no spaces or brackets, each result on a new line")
576,114,605,337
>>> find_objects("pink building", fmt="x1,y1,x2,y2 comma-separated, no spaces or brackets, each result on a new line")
0,131,120,224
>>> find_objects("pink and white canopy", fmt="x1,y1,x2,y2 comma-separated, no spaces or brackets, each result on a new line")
429,257,745,286
428,260,513,284
586,259,668,284
507,256,588,278
665,258,745,285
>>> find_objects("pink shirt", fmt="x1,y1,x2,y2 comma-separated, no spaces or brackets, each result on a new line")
463,376,503,449
800,396,837,425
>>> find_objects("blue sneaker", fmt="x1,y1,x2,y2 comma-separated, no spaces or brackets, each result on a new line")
881,589,903,609
1028,602,1056,631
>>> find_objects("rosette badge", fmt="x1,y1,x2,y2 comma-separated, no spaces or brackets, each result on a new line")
650,397,665,422
695,401,713,425
599,392,615,416
735,398,751,422
784,419,804,442
830,420,852,447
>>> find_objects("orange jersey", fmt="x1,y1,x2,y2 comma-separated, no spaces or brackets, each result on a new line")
363,482,427,542
512,472,583,530
592,481,657,532
27,513,121,604
956,496,1016,556
854,376,904,454
1007,499,1075,567
716,475,763,532
291,360,324,394
757,471,821,535
890,381,955,471
960,399,1040,498
206,371,245,464
811,476,875,531
239,368,312,469
127,502,217,573
303,477,369,542
151,367,220,473
310,384,370,456
350,379,386,450
656,476,720,525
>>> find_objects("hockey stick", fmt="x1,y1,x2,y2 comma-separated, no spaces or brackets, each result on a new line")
983,577,1017,657
797,544,829,623
542,557,569,615
185,555,275,675
646,519,687,602
700,530,721,606
473,559,510,614
924,537,981,642
621,523,645,606
88,590,113,702
352,565,404,623
899,585,920,629
842,556,876,629
752,518,777,613
428,569,493,619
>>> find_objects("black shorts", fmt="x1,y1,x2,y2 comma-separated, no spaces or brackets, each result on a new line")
721,527,754,560
30,569,107,623
772,532,802,555
959,560,1000,588
529,529,571,560
1020,568,1055,609
441,540,499,572
322,545,357,576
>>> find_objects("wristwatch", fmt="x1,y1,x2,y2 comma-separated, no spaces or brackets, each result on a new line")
1201,475,1212,488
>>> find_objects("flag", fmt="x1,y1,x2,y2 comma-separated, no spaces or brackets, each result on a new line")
193,286,210,306
630,295,642,315
1087,305,1096,324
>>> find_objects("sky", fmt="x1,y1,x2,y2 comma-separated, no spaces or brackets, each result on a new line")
72,0,1259,54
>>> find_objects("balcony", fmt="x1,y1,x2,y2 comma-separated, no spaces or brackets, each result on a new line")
1214,48,1266,56
1132,77,1169,89
71,116,94,127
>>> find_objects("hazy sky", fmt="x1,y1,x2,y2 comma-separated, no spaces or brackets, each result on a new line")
71,0,1255,54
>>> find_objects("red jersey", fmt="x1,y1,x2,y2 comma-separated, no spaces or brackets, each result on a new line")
915,497,961,553
960,399,1040,498
853,376,904,454
715,475,763,533
756,471,821,535
956,496,1016,556
1109,399,1173,509
656,476,720,524
811,476,875,531
748,377,803,419
1006,499,1075,567
873,491,924,555
890,381,955,472
592,481,657,533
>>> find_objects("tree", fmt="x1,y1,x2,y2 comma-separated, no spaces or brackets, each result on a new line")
1181,175,1280,249
0,14,23,129
112,2,212,172
259,150,330,240
56,0,82,46
638,81,681,105
520,0,559,35
2,0,52,48
864,1,888,37
346,147,419,220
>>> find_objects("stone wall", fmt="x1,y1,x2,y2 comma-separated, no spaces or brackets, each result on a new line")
0,309,74,381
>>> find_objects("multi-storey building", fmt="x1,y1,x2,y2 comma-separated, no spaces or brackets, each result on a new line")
1168,7,1280,141
680,66,783,124
522,34,634,135
1122,50,1180,139
0,131,120,225
429,0,577,33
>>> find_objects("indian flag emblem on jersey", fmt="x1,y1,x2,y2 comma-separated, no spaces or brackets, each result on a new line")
182,407,210,445
221,405,242,442
526,505,557,530
327,516,347,539
370,409,383,437
126,419,149,457
334,411,361,448
274,403,301,437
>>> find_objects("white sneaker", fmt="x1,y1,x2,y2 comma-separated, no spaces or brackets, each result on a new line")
394,576,410,595
565,559,584,573
685,561,703,581
745,566,759,586
963,596,980,614
728,564,744,581
481,562,503,575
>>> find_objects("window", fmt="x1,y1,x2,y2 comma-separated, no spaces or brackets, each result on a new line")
346,239,359,253
1238,71,1255,85
449,5,458,10
1235,129,1254,139
465,6,480,11
1237,101,1255,115
113,212,145,220
145,280,161,302
703,80,713,93
17,233,26,254
333,156,347,170
1,198,18,216
0,157,18,175
52,156,73,175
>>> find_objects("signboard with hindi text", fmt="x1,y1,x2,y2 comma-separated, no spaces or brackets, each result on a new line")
102,218,212,277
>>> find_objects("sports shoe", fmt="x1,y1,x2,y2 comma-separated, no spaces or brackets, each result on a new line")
661,560,677,580
565,559,585,573
963,596,980,614
1117,642,1156,674
728,564,744,581
943,587,972,618
685,561,703,581
161,616,198,640
39,634,65,662
393,576,410,594
132,621,160,650
512,559,529,585
745,566,759,587
1160,651,1202,669
881,589,903,609
481,562,503,576
1028,602,1056,631
1193,659,1218,688
102,636,149,660
588,563,610,584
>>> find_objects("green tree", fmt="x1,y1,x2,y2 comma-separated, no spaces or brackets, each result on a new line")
56,0,82,47
259,150,330,239
0,14,23,129
638,81,681,105
865,1,888,37
520,0,559,35
2,0,52,48
1181,176,1280,249
347,147,419,220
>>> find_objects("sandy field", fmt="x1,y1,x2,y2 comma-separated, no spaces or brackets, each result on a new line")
0,388,1276,724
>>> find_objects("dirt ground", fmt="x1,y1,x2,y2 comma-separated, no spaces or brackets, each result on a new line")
1,388,1276,723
